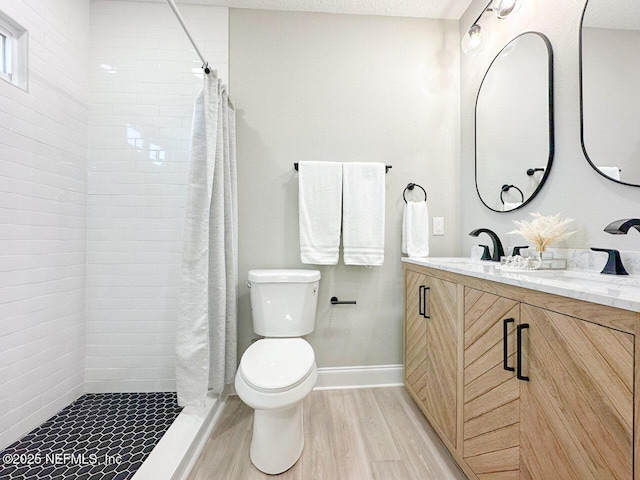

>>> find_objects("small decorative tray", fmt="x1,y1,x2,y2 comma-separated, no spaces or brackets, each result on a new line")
500,255,568,271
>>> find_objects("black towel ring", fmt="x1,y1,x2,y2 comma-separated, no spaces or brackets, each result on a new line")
500,184,524,204
403,183,427,203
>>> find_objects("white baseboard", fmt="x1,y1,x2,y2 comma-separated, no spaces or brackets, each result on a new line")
132,392,226,480
226,364,404,396
313,364,403,390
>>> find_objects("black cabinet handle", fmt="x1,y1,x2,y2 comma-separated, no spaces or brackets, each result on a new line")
517,323,529,381
418,286,425,317
503,318,515,372
422,287,430,319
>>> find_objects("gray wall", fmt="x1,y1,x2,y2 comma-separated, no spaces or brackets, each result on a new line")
230,9,460,367
460,0,640,254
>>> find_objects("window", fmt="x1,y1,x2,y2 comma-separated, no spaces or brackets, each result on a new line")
0,33,6,74
0,10,27,90
0,29,12,79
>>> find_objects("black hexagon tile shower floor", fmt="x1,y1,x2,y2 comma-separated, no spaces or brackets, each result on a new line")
0,392,182,480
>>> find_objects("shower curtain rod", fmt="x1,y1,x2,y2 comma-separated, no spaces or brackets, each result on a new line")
165,0,211,74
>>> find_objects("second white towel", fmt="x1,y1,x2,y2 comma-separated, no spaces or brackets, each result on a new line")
342,162,386,266
503,201,523,211
402,201,429,258
597,166,621,181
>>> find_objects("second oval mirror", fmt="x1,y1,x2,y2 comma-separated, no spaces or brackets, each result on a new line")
581,0,640,186
475,32,554,212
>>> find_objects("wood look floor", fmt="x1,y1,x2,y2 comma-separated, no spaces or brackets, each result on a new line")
188,387,467,480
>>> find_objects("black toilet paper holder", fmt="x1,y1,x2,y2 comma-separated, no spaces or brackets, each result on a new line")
330,297,356,305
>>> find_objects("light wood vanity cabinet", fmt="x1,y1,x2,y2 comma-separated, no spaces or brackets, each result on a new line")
405,270,427,410
519,304,633,480
404,269,458,448
463,288,520,477
403,264,639,480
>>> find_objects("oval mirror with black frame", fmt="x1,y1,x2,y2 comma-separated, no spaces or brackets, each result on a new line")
475,32,554,213
580,0,640,186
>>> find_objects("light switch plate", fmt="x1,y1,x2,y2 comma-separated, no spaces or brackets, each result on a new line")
433,217,445,236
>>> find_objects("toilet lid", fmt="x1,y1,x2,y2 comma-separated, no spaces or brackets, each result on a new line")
240,338,315,392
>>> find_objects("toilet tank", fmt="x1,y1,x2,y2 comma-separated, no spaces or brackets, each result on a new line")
247,269,321,337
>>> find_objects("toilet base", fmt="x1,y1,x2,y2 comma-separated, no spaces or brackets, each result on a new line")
250,402,304,475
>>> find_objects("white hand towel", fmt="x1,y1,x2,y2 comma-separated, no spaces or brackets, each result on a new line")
402,207,407,254
597,166,621,181
342,162,385,266
298,161,342,265
503,201,523,211
403,201,429,258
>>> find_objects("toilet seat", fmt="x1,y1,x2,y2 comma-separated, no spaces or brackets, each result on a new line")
239,338,315,393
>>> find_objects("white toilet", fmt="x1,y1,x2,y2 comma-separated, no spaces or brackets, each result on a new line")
235,269,320,475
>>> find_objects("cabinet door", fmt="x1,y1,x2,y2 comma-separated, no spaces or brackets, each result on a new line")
463,288,520,479
404,270,427,402
422,275,458,446
519,304,634,480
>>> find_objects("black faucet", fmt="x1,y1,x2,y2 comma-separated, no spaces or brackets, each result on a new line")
512,246,529,256
469,228,505,262
590,248,628,275
604,219,640,235
478,245,492,261
591,218,640,275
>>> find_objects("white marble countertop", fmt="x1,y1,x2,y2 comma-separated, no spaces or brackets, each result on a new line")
402,257,640,313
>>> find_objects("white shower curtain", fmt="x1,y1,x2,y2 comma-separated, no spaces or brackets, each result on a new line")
176,72,237,406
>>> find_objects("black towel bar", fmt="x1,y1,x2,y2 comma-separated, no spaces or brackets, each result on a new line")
294,163,392,173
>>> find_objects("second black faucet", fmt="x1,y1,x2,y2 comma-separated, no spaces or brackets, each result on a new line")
469,228,505,262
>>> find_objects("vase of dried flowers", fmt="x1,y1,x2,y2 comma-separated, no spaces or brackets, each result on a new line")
508,213,576,268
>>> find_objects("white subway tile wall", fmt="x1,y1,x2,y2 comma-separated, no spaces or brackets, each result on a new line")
0,0,90,449
87,1,229,392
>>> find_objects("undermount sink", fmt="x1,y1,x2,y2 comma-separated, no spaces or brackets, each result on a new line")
430,258,495,271
509,268,640,288
428,257,486,266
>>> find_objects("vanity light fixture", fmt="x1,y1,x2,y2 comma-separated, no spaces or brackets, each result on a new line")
492,0,522,18
462,0,523,56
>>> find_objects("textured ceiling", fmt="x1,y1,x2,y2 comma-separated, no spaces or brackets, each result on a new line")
122,0,475,19
583,0,640,31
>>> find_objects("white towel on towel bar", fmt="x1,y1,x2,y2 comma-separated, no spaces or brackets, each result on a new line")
298,161,343,265
597,166,621,181
402,201,429,258
342,162,385,266
503,201,523,211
